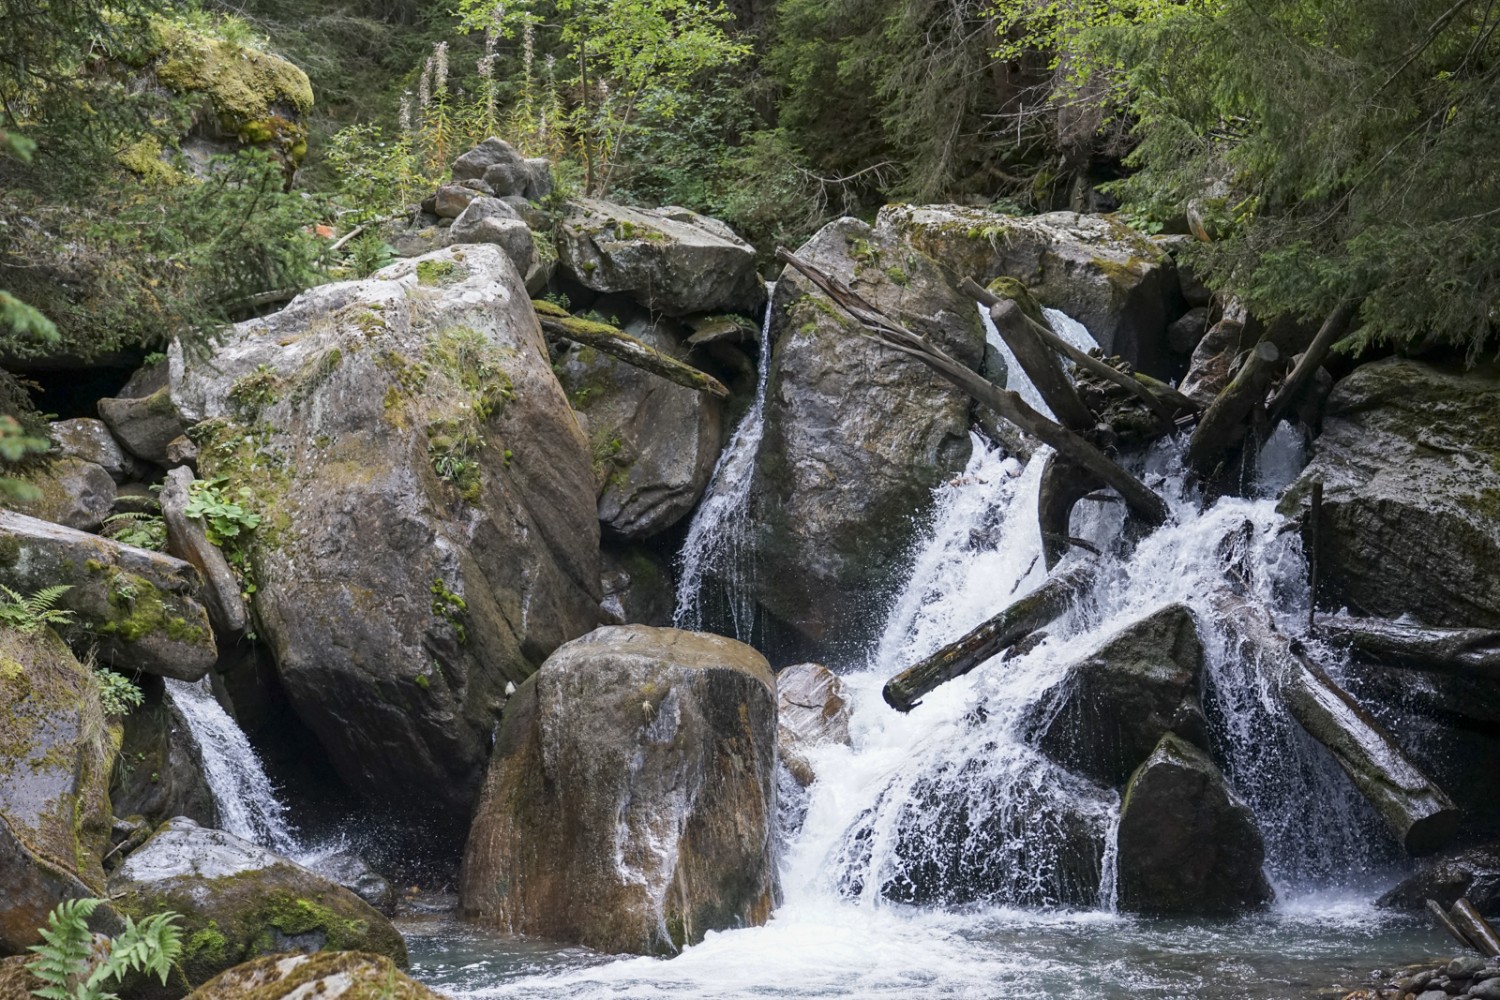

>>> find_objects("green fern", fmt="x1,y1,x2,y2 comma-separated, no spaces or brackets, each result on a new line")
103,512,166,552
0,584,75,635
26,898,182,1000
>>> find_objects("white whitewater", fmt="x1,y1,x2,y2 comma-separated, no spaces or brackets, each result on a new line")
165,677,299,855
673,287,775,638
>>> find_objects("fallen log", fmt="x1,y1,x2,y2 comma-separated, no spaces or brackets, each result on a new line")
883,565,1094,712
776,248,1171,529
987,299,1095,430
1187,338,1283,476
532,299,730,398
1266,301,1358,426
1212,593,1460,855
1453,898,1500,957
1317,615,1500,681
961,278,1192,424
1428,898,1477,952
1037,453,1101,569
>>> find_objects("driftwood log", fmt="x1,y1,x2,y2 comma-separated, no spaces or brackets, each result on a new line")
775,248,1171,529
986,299,1094,430
883,565,1094,711
1453,898,1500,957
1212,593,1459,855
1317,615,1500,681
1429,898,1476,952
1037,454,1102,569
532,299,730,398
1266,301,1359,425
1187,339,1284,475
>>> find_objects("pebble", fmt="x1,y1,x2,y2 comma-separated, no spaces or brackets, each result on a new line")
1450,958,1488,979
1471,977,1500,1000
1416,990,1450,1000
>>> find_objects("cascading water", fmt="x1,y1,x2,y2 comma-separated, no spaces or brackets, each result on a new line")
673,286,775,639
164,677,299,855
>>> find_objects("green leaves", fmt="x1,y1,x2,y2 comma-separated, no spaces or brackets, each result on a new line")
0,585,76,636
185,476,263,545
26,898,182,1000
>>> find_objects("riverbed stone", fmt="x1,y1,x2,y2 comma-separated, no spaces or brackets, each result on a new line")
777,662,850,747
109,818,407,993
741,216,982,659
876,204,1184,377
9,456,117,533
169,245,601,823
1377,843,1500,914
1030,603,1209,787
0,628,120,955
1116,733,1273,916
555,318,723,539
301,853,396,917
459,625,779,955
0,511,216,681
1281,358,1500,629
110,676,218,830
160,466,247,638
186,952,440,1000
557,199,763,317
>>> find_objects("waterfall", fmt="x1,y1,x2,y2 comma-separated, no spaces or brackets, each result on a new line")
673,287,775,638
165,677,299,855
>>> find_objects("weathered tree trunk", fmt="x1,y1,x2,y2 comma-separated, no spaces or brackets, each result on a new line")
1318,615,1500,681
987,299,1096,430
1266,301,1358,426
1212,593,1460,855
1453,898,1500,957
776,248,1171,529
1037,453,1101,569
533,300,730,398
883,565,1094,712
1187,339,1283,475
1429,898,1477,952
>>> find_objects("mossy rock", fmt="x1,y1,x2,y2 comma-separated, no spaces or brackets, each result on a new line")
186,951,441,1000
110,819,406,997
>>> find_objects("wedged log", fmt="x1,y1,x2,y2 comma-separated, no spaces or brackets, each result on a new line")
1453,897,1500,957
776,248,1171,529
987,299,1095,430
532,299,730,398
1429,897,1476,952
1266,300,1359,425
1038,453,1101,570
883,565,1094,712
1317,615,1500,681
1212,593,1460,855
1187,339,1283,475
961,278,1194,424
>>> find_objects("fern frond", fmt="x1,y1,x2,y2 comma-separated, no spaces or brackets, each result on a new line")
26,898,99,996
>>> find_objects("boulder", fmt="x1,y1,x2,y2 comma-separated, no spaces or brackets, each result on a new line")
186,952,440,1000
877,205,1184,377
10,456,117,533
0,628,119,954
1166,305,1212,354
110,676,218,830
0,511,216,681
1281,358,1500,628
448,200,536,286
169,245,601,821
109,818,406,993
777,662,850,747
50,418,136,483
431,183,481,220
599,543,675,627
1377,843,1500,915
1029,603,1209,787
300,853,397,918
557,199,763,317
459,625,779,955
1115,733,1273,916
742,217,982,658
555,319,723,539
451,137,524,184
98,386,186,465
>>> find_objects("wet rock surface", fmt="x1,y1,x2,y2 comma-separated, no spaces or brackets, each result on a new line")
186,951,440,1000
1379,844,1500,915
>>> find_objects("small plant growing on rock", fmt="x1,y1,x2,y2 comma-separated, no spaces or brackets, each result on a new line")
92,666,144,719
103,512,167,552
26,897,182,1000
185,477,262,544
0,584,75,635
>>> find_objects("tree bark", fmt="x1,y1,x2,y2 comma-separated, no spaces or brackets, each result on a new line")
1266,301,1358,425
533,300,729,398
1453,898,1500,957
1317,615,1500,681
776,248,1171,529
987,299,1096,430
1212,593,1460,855
1187,338,1284,475
883,565,1094,712
1429,898,1477,952
1037,453,1101,570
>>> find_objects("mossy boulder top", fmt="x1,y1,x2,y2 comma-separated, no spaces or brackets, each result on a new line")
169,244,601,823
0,629,119,955
110,818,406,996
186,952,441,1000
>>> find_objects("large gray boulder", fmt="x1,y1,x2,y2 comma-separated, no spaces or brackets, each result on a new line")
741,217,982,658
9,456,117,533
98,385,186,465
557,199,763,317
169,245,602,820
459,625,780,955
0,628,119,954
1282,358,1500,628
878,205,1184,376
1115,733,1272,916
49,418,136,483
1028,603,1209,786
110,818,406,994
0,511,216,681
555,319,723,539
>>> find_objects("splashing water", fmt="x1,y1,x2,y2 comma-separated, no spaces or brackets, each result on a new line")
165,677,299,855
673,288,774,638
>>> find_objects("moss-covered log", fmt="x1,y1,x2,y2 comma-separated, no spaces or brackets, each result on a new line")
1212,593,1459,855
532,300,729,398
884,565,1094,711
1318,614,1500,681
1187,338,1283,475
